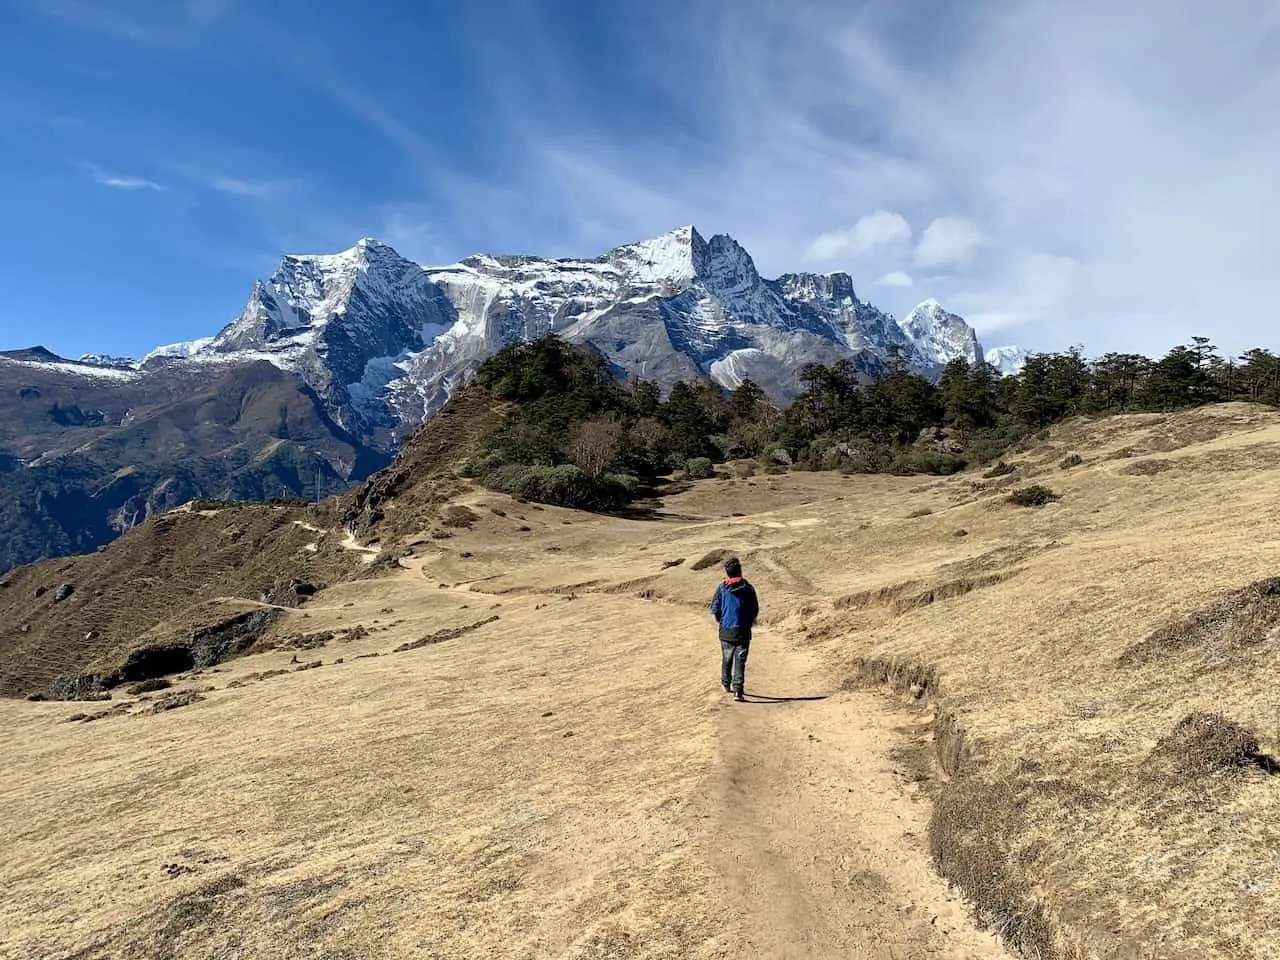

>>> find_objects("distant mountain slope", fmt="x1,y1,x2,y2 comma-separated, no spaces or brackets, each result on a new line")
0,356,388,575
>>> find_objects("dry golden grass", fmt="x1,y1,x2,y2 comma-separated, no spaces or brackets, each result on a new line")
4,401,1280,958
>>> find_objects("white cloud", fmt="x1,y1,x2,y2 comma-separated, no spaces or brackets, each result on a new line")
805,210,912,262
43,1,1280,358
178,169,299,199
101,176,164,191
204,176,282,198
79,162,165,191
913,218,983,268
379,0,1276,357
874,270,914,288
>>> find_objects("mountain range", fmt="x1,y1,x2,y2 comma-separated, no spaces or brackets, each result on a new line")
0,225,1025,572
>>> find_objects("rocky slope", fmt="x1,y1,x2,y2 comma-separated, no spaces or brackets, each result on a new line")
150,226,1023,442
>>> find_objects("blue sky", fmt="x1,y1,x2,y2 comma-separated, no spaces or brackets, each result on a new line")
1,0,1277,361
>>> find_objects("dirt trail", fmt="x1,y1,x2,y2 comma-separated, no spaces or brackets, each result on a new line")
704,634,1009,959
0,475,1017,959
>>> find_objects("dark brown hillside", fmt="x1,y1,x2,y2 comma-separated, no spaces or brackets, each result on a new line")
0,385,504,699
337,385,505,539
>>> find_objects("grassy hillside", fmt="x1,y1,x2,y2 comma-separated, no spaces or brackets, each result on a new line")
2,401,1279,957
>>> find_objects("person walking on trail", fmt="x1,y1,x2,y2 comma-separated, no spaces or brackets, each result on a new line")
710,556,758,702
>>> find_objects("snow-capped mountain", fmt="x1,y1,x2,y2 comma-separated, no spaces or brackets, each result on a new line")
144,226,1021,444
984,345,1029,376
900,299,983,367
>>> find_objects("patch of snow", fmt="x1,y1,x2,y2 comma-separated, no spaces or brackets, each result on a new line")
985,345,1029,376
607,225,704,286
144,336,216,361
79,353,138,369
0,357,142,381
708,348,769,389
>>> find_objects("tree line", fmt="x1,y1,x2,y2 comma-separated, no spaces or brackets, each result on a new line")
460,335,1280,509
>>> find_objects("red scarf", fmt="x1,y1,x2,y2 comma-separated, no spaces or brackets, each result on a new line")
724,577,743,586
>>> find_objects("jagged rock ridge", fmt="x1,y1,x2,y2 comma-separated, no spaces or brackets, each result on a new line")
145,226,1023,443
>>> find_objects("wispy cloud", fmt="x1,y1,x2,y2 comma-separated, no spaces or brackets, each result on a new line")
913,217,983,269
806,210,912,263
78,161,165,191
32,0,158,42
874,271,914,288
31,0,231,41
176,167,301,199
390,0,1278,355
30,0,1280,357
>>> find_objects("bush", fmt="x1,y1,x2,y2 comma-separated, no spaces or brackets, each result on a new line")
606,472,640,498
837,442,895,474
477,463,632,511
964,422,1032,466
1006,484,1060,507
983,460,1016,478
891,450,967,476
127,677,172,695
1059,453,1083,470
684,457,715,480
441,505,480,528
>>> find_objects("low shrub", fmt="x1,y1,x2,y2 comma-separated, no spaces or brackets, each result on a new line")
441,505,480,528
964,422,1032,466
1059,453,1084,470
891,450,967,476
684,457,715,480
127,677,172,696
476,463,633,511
1006,484,1060,507
692,549,733,571
982,461,1016,478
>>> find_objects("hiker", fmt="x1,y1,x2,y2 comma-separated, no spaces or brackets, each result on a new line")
710,556,758,702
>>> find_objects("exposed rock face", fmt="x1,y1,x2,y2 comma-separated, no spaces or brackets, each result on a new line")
148,225,1009,438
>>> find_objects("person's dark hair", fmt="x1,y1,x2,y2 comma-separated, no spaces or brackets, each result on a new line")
724,556,742,578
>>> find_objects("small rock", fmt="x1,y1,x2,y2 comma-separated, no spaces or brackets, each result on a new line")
541,711,554,718
53,583,75,602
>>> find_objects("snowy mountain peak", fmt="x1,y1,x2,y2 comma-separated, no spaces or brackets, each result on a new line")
901,299,983,367
985,345,1029,376
127,227,1023,442
606,224,707,287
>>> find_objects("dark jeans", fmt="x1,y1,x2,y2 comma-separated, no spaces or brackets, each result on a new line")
720,636,750,693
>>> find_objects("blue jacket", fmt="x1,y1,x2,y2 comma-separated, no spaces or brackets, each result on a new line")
711,577,759,635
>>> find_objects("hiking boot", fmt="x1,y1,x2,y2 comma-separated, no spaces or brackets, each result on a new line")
733,689,746,702
722,681,732,694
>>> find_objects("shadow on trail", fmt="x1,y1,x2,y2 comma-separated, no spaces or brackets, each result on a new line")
742,694,830,704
